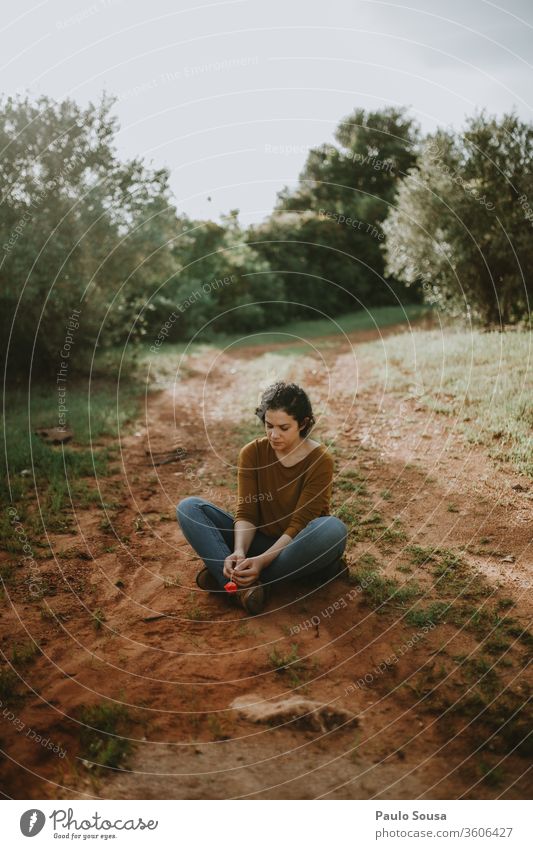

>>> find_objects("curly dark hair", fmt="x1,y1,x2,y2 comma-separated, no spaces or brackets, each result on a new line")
255,381,316,437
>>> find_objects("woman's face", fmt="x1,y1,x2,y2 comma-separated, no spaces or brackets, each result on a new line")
264,408,307,451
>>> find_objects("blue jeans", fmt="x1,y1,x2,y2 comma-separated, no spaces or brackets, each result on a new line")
176,496,348,589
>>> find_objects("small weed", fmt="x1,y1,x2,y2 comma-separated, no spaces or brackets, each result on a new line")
349,565,420,611
405,601,448,628
163,575,181,588
12,642,40,667
360,512,384,526
0,667,21,704
479,760,505,787
207,714,231,741
335,503,362,527
0,563,15,584
186,592,208,621
268,643,315,687
92,609,107,630
381,523,407,544
269,644,300,671
40,606,60,623
76,702,134,771
408,545,439,566
484,637,511,655
496,598,514,610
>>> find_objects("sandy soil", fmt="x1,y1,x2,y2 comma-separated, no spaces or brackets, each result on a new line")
1,326,531,800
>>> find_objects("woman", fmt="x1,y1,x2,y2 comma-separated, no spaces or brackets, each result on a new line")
176,381,348,615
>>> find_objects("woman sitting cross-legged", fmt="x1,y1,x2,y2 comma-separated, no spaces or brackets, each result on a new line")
176,381,348,615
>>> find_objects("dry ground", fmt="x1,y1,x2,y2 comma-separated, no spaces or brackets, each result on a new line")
1,326,531,800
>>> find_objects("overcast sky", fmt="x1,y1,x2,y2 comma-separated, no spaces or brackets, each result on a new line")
3,0,532,225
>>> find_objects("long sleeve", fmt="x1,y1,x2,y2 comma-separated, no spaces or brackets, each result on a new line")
234,441,259,526
284,453,334,538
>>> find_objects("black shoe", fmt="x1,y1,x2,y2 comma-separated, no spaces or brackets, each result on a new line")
235,582,269,615
195,567,221,592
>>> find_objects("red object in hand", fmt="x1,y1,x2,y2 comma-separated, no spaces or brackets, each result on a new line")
224,581,238,593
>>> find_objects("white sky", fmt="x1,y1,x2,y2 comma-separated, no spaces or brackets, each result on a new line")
3,0,533,225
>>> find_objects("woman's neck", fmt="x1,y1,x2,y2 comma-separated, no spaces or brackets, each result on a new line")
274,436,305,458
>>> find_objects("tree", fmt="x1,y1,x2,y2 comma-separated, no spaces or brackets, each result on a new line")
148,209,287,342
249,107,422,318
382,111,533,325
0,93,177,377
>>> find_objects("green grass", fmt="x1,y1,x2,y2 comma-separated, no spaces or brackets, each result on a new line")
402,653,525,758
0,667,21,704
0,641,40,705
269,643,301,671
11,641,40,667
76,702,134,771
139,305,426,362
185,592,210,621
1,379,140,536
478,760,506,787
206,305,427,349
358,327,533,476
268,643,317,687
408,545,439,566
349,560,421,612
92,608,107,631
405,601,449,628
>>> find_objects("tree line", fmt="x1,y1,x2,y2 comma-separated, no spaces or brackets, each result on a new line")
1,93,531,378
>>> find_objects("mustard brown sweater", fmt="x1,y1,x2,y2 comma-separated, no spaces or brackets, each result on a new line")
233,436,334,539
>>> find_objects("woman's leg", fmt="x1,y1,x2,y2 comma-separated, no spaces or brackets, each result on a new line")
260,516,348,587
176,496,276,589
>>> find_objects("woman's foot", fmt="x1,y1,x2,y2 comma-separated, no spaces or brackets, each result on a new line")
235,582,268,615
195,569,269,613
195,567,221,592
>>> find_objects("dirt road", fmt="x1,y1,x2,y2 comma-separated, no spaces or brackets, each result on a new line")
1,329,531,799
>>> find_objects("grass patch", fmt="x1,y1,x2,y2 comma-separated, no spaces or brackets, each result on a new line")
210,305,426,349
405,601,449,628
405,653,532,757
349,561,420,612
408,545,439,566
1,379,139,531
0,641,40,705
0,667,21,704
76,701,135,771
185,592,210,621
268,643,317,687
92,609,107,631
478,760,506,787
11,641,40,667
359,327,533,477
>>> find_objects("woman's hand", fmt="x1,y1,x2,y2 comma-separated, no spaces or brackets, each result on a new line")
231,556,265,587
223,551,245,581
